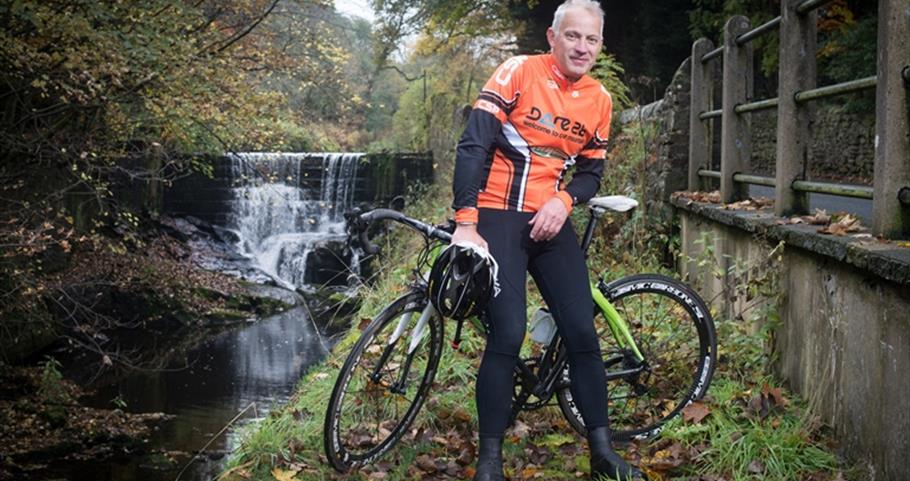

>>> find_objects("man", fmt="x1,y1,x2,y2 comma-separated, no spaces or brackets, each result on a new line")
450,1,646,480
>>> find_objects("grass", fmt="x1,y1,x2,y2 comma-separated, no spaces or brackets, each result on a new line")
223,127,858,480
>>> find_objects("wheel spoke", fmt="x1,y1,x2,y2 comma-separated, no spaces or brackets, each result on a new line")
557,276,715,441
325,293,442,470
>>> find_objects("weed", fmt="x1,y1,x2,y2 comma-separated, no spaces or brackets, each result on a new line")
38,356,70,405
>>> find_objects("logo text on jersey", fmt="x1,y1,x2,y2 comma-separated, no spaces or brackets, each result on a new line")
527,107,588,137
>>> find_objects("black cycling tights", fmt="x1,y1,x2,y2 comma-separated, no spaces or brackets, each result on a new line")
476,208,608,437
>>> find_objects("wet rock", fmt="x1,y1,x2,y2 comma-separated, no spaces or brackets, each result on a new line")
305,287,361,338
304,238,355,287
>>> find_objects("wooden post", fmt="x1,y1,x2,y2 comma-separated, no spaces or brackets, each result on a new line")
689,38,715,191
774,0,816,217
720,16,752,203
872,0,910,238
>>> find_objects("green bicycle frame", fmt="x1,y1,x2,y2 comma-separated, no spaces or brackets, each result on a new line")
591,284,645,362
429,241,645,361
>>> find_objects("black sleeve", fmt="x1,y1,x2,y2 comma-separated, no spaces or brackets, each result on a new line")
564,155,604,205
452,108,501,211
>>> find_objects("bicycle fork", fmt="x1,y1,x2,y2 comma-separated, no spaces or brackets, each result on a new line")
593,284,650,394
369,302,435,394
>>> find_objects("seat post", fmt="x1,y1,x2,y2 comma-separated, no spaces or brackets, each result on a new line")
580,206,605,258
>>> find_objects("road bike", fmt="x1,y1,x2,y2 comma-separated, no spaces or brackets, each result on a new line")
323,196,717,472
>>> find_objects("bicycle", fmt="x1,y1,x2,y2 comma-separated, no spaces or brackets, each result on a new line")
323,196,717,472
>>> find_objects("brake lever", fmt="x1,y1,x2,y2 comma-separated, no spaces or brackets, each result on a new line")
356,210,380,255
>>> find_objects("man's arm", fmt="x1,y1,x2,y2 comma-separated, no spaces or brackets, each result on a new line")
564,155,605,205
452,108,501,224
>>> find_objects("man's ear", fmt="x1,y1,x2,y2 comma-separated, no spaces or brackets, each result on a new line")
546,27,556,49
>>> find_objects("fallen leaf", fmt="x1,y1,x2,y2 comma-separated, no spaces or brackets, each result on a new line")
271,467,299,481
674,190,722,204
724,197,773,210
452,408,472,423
647,443,686,470
682,401,711,424
748,393,771,420
456,447,474,465
762,383,789,408
521,466,539,478
818,213,866,236
747,459,765,474
415,454,437,473
508,420,531,439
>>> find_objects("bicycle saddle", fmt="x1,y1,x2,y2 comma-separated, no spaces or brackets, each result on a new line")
588,195,639,212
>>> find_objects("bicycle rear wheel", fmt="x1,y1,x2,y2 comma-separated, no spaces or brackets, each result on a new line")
557,273,716,440
324,289,443,471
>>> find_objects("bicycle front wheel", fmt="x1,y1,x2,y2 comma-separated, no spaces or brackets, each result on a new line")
557,273,717,440
324,289,444,472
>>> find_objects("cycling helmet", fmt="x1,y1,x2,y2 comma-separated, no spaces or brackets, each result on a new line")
428,242,498,320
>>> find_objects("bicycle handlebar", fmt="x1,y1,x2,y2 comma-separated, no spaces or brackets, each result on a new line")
346,208,453,255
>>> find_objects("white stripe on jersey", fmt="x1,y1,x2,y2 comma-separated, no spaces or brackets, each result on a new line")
502,120,531,210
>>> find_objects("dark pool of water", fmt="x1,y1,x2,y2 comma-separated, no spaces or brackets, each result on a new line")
37,305,330,481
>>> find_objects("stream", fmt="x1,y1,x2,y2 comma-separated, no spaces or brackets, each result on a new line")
46,306,329,481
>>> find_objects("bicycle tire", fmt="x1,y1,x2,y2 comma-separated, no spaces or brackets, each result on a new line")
324,289,444,472
557,273,717,440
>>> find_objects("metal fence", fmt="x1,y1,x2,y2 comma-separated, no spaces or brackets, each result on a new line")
687,0,909,238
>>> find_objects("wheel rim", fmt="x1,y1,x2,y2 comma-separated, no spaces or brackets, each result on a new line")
600,285,709,437
329,300,440,466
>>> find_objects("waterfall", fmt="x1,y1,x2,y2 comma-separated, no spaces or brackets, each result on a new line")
228,152,363,289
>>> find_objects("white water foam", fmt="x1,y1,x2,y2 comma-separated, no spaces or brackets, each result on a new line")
228,152,363,288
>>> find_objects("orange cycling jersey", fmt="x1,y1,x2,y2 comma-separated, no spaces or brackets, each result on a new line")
453,53,612,224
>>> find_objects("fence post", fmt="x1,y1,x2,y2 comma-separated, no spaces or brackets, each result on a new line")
872,0,910,238
720,16,752,203
689,38,715,191
774,0,816,217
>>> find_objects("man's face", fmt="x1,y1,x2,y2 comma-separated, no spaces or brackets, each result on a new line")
546,7,603,81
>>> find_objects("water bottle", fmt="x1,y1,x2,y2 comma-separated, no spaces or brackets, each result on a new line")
529,308,557,344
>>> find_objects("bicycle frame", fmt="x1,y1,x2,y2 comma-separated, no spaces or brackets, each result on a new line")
362,205,648,402
592,285,645,362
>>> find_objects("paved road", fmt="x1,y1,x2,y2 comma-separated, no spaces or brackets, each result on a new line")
748,185,873,226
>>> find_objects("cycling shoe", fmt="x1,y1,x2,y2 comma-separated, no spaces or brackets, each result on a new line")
473,436,505,481
588,427,648,481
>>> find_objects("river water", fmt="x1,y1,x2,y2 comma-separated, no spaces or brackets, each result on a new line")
39,153,364,481
52,306,329,481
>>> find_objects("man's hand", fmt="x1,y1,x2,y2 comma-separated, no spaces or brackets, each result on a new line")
451,223,488,252
529,197,568,242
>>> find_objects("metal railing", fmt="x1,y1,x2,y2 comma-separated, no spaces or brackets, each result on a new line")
687,0,909,238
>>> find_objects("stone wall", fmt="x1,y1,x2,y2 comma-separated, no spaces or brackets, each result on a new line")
612,58,692,225
619,60,877,192
674,198,910,481
749,108,875,182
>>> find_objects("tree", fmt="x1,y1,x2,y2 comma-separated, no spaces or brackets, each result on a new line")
0,0,362,360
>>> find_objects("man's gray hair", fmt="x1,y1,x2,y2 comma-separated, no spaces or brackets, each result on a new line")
551,0,604,33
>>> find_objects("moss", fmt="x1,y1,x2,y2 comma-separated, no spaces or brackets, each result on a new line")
204,308,251,324
366,153,397,202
